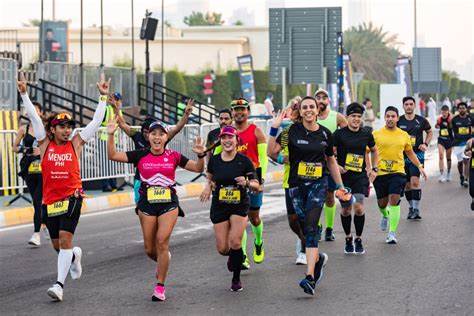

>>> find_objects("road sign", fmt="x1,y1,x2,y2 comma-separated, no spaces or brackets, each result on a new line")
412,47,443,93
269,7,342,85
203,74,213,89
203,88,213,95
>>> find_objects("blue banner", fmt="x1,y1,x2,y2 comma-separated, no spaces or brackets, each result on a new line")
237,55,256,104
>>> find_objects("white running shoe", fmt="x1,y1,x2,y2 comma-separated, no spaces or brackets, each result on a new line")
28,233,41,247
386,232,398,244
41,226,50,240
438,174,446,183
70,247,82,280
295,252,307,265
47,284,63,301
446,172,452,182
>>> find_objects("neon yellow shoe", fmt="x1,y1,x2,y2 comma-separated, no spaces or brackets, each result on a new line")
253,241,265,263
241,255,250,270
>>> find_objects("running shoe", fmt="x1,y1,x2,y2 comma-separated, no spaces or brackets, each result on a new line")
386,232,398,244
460,176,465,187
380,216,389,231
295,252,307,265
412,209,422,220
314,253,328,285
152,284,166,301
324,228,336,241
463,180,469,188
41,226,50,240
253,241,265,264
47,283,63,301
241,255,250,270
230,280,243,292
70,247,83,280
28,233,41,247
299,275,316,295
471,200,474,211
344,236,354,254
446,172,452,182
317,225,323,241
354,238,365,255
407,208,415,220
438,173,446,183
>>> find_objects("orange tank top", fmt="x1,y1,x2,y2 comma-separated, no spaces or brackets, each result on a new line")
237,124,259,168
41,141,82,205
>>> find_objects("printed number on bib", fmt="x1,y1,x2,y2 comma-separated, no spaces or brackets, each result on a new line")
345,153,364,172
28,160,42,174
297,162,322,179
380,159,396,173
440,129,449,137
410,136,416,146
47,200,69,217
218,187,241,204
147,187,172,203
459,127,469,135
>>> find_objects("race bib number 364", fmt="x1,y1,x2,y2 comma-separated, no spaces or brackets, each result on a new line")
297,162,322,179
147,187,172,203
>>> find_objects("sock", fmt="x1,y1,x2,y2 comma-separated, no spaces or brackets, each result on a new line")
251,221,263,246
354,214,365,236
405,190,413,208
324,203,336,229
412,189,421,210
340,214,352,235
57,249,73,286
241,229,247,257
157,282,164,287
230,248,244,282
388,205,401,233
379,207,388,217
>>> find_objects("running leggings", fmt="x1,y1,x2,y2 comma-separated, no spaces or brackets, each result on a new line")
24,174,44,232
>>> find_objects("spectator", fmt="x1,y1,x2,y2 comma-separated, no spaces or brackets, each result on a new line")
427,97,437,125
264,92,275,117
419,98,426,117
362,98,376,128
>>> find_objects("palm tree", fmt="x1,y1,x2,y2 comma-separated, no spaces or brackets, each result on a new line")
344,22,402,82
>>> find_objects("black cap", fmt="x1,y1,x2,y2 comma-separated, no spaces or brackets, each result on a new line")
346,102,365,116
385,106,399,116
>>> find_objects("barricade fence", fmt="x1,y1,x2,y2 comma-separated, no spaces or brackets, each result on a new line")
1,119,275,199
0,58,18,110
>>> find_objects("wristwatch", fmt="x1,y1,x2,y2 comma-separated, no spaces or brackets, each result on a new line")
371,167,378,172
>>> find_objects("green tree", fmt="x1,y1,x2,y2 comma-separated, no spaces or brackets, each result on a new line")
183,11,224,26
344,22,401,82
113,55,133,68
233,20,244,26
165,70,187,95
22,19,41,27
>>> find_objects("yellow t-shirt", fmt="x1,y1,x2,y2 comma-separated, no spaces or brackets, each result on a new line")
373,126,412,176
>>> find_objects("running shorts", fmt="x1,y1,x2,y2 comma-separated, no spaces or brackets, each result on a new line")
438,138,453,149
137,190,184,217
373,173,406,199
43,196,83,239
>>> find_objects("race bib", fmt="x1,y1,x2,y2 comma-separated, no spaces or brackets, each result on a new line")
47,200,69,217
28,160,42,174
218,187,241,204
440,129,449,137
345,153,364,172
147,187,172,203
410,136,416,146
297,162,322,179
459,127,469,135
380,159,396,173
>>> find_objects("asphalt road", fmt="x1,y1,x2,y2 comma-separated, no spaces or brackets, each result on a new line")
1,156,473,315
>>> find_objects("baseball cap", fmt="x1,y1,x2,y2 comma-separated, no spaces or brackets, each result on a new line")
218,125,238,138
314,88,329,97
230,98,250,109
51,112,75,127
148,121,170,133
113,92,122,100
346,102,365,116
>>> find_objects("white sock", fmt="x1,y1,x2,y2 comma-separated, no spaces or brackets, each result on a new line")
57,249,73,285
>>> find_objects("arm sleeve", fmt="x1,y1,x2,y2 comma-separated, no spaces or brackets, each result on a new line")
257,143,268,179
178,154,189,169
79,95,107,142
20,94,46,141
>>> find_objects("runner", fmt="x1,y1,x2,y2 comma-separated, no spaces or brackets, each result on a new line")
397,96,432,220
314,88,347,241
373,106,427,244
13,102,48,246
286,96,349,295
205,109,232,160
107,118,206,302
116,99,194,203
451,102,472,187
435,105,454,182
333,103,378,254
463,138,474,210
268,97,307,265
200,125,259,292
17,72,110,301
215,98,268,269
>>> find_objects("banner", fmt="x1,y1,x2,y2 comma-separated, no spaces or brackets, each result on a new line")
236,55,256,104
395,57,412,96
343,53,353,106
40,21,69,62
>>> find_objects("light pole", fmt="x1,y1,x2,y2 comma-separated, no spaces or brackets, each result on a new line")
100,0,104,68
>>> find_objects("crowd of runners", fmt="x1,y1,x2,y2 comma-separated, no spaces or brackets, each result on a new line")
14,72,473,301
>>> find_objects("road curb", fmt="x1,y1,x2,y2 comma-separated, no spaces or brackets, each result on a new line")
0,170,284,228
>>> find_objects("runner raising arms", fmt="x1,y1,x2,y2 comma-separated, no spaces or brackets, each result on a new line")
286,96,348,295
200,126,259,292
314,88,348,241
107,118,205,302
435,105,454,182
17,72,109,301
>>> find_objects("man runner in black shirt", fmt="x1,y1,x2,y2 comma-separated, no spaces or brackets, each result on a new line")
205,109,232,159
333,103,378,255
451,102,472,187
397,96,432,220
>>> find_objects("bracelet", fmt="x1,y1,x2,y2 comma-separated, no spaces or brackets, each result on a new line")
372,167,378,172
269,127,279,137
276,153,285,164
197,153,206,159
423,142,428,147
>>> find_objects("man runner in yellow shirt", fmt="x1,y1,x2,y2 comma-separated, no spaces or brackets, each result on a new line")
373,106,427,244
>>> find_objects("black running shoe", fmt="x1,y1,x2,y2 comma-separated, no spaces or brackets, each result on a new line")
313,253,328,285
344,236,354,254
299,275,316,295
460,176,465,187
413,209,422,220
354,238,365,254
324,228,335,241
407,207,414,220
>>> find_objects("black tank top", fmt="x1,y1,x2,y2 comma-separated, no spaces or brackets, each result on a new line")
22,125,39,157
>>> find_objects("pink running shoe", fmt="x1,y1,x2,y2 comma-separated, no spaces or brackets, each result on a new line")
152,284,166,301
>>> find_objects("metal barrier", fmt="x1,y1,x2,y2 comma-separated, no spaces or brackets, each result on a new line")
0,58,18,110
0,130,26,196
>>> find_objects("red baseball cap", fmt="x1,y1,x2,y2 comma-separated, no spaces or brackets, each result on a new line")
218,125,238,138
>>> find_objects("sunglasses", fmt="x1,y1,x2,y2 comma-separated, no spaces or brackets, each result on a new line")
55,113,72,120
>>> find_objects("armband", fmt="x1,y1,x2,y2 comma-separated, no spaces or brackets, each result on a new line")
269,127,279,137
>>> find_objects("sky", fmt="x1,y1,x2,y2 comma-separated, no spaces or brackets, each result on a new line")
0,0,473,81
